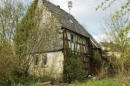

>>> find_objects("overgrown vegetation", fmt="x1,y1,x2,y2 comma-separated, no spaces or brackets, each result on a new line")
100,12,130,76
64,48,86,83
0,0,61,85
15,0,38,56
0,0,129,85
0,0,29,85
96,0,130,83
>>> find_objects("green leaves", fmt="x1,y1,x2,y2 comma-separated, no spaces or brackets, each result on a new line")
97,0,129,18
64,56,86,82
15,0,38,55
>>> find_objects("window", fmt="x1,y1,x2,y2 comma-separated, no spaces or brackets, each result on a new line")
34,55,38,65
42,55,47,67
71,34,74,42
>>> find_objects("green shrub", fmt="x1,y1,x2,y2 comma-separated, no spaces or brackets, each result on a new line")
0,43,21,86
12,75,34,85
0,43,34,85
64,54,86,83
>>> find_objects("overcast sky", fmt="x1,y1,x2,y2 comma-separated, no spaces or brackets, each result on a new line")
25,0,123,42
50,0,106,42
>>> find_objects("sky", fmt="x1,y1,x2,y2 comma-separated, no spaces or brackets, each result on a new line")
25,0,123,42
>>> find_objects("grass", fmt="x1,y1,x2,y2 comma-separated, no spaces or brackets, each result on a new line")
31,82,41,86
71,79,121,86
11,77,129,86
11,82,41,86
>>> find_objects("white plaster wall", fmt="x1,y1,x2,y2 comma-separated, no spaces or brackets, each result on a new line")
28,51,64,79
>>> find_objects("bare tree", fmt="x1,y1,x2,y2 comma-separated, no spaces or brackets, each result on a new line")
97,0,129,16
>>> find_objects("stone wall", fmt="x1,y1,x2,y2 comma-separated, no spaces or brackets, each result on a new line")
28,0,63,53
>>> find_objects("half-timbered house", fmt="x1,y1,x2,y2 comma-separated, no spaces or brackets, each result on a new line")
27,0,102,80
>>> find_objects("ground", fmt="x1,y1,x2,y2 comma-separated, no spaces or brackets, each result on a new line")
28,77,130,86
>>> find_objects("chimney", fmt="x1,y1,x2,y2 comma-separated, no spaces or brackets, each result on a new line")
68,1,73,13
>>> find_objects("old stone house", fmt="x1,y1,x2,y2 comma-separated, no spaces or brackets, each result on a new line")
26,0,102,80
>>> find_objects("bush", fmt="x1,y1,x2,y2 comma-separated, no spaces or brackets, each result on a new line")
12,74,34,85
0,42,33,86
0,43,17,86
64,54,86,83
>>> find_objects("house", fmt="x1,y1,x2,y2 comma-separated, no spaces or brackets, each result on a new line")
22,0,102,80
101,42,121,58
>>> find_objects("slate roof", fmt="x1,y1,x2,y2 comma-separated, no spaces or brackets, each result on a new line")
42,0,101,48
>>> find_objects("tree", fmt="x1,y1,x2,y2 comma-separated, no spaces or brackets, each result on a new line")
0,0,26,43
0,0,28,85
104,11,130,72
15,0,61,76
97,0,130,73
97,0,129,16
64,53,86,83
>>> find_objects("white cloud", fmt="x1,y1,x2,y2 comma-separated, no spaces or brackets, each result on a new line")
93,34,109,43
94,30,130,43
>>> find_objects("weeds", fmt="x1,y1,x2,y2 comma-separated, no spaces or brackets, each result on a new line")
71,78,120,86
